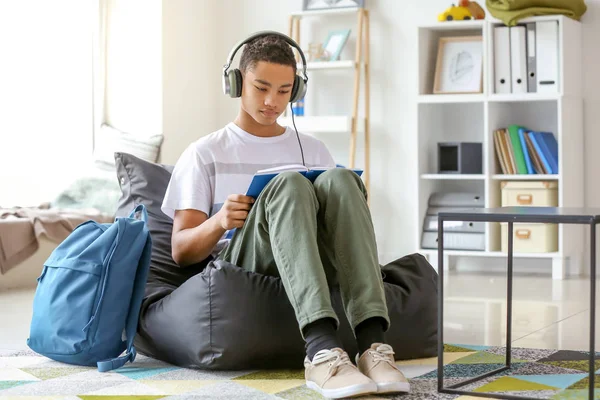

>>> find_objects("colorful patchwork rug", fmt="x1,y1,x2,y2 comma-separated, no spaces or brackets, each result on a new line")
1,344,598,399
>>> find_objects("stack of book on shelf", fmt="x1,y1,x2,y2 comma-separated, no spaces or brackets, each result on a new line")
421,192,485,251
493,124,558,175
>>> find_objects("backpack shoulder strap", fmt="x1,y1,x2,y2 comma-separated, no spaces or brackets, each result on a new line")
97,204,152,372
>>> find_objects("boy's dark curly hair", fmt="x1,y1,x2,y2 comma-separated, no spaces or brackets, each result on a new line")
239,34,297,74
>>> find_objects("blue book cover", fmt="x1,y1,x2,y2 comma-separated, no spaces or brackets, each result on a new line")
246,165,363,199
538,132,559,174
528,132,554,174
518,128,534,174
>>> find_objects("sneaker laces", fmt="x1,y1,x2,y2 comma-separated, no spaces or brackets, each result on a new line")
370,344,396,364
312,349,353,373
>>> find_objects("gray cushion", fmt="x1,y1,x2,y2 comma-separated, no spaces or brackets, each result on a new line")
114,152,438,369
114,152,174,220
114,152,208,289
135,256,438,370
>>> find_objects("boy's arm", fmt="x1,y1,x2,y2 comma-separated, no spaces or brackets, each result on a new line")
171,194,255,267
171,209,224,267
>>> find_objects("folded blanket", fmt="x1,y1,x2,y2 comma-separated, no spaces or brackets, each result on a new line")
486,0,587,26
0,207,113,274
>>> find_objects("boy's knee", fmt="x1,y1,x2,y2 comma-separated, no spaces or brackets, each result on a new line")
273,171,311,187
313,168,367,202
315,168,363,190
320,168,357,182
267,171,315,199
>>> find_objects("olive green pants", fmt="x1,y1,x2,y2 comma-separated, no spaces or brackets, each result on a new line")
219,169,389,337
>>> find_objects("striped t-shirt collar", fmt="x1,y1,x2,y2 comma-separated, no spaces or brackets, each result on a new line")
227,122,292,143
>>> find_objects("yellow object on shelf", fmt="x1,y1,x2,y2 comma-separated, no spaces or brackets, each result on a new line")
438,5,473,21
438,1,486,22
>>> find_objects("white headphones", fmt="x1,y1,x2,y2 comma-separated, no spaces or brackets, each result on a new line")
222,30,308,103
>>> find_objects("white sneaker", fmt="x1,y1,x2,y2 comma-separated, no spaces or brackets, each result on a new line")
304,348,377,399
356,343,410,394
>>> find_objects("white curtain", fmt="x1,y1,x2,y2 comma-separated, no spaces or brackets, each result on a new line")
93,0,110,151
93,0,164,167
0,1,97,207
102,0,163,138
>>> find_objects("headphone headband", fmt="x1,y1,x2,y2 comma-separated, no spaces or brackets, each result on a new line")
222,30,308,83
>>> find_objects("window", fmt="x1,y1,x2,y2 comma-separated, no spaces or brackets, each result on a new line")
0,1,94,207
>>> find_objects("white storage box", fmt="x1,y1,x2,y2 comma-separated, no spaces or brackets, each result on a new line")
501,181,558,207
501,223,558,253
500,181,558,253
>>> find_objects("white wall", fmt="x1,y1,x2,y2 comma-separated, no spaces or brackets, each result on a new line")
160,0,222,165
159,0,600,266
582,3,600,208
580,1,600,274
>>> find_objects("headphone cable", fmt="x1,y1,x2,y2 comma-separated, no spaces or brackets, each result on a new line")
290,103,306,167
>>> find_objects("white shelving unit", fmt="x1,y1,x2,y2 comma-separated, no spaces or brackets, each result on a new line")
305,60,357,70
277,115,363,134
421,174,486,180
416,16,584,279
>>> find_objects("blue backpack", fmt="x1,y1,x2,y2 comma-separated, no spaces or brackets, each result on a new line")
27,204,152,372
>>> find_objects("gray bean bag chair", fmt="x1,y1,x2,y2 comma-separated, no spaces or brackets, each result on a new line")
114,152,438,370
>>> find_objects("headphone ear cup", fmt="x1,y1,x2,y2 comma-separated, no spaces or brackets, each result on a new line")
234,69,243,97
290,75,306,104
227,69,243,98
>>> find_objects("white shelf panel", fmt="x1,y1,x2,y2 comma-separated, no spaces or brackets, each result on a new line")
491,174,559,181
421,174,486,180
418,20,485,31
278,116,360,133
488,15,566,25
485,251,561,259
420,249,561,259
418,94,485,104
304,60,357,70
488,93,560,102
291,7,361,17
420,249,486,257
418,93,561,103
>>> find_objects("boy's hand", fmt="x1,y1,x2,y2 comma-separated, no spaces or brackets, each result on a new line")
217,194,255,230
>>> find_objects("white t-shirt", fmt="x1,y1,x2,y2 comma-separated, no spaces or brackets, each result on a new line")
161,122,336,257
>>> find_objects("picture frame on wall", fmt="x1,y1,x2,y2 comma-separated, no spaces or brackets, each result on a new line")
320,29,351,61
302,0,365,11
433,36,483,94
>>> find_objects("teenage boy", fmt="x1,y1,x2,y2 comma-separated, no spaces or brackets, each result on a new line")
162,32,410,398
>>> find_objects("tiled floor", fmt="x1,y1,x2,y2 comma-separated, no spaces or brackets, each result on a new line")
442,270,598,352
0,287,35,351
1,271,598,353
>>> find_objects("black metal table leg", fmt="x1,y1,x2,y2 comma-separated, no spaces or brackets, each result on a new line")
438,215,444,392
590,223,596,399
507,221,513,368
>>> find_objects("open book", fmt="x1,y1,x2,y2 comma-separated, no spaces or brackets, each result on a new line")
246,165,364,199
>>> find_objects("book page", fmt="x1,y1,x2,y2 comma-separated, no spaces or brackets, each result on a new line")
256,164,308,174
